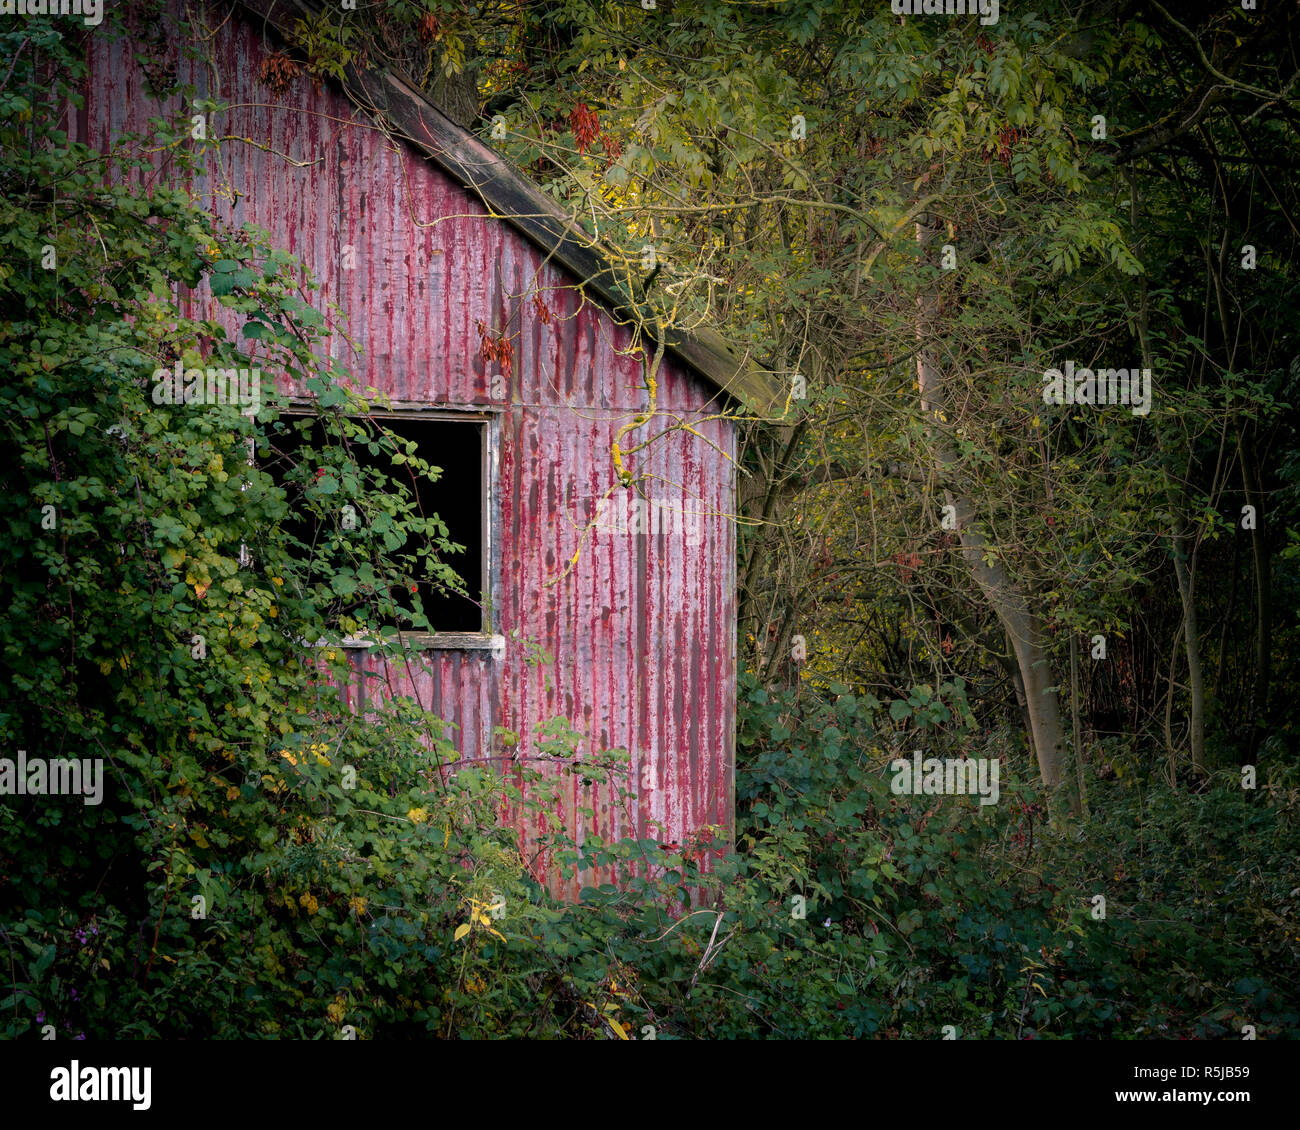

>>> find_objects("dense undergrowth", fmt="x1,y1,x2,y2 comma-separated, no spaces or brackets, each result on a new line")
6,672,1297,1040
3,12,1297,1042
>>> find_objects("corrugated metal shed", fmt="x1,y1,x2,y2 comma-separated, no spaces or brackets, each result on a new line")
75,4,739,897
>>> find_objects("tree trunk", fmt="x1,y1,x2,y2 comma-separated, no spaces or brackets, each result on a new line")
1239,431,1271,764
913,218,1073,809
1170,509,1206,774
1070,631,1090,818
1133,211,1205,777
998,634,1035,746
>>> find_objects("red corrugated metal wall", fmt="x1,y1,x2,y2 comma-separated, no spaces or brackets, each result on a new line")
74,8,736,897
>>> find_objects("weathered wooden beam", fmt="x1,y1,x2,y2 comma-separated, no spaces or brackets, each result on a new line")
237,0,786,413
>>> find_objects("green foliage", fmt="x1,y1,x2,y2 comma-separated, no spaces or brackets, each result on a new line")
1034,774,1300,1039
2,8,1296,1044
0,14,538,1041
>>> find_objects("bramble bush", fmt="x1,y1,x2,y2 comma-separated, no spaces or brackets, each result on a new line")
1031,770,1300,1039
558,677,1298,1041
3,15,1296,1042
0,14,561,1041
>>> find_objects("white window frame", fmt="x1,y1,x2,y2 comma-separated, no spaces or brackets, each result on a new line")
279,398,503,654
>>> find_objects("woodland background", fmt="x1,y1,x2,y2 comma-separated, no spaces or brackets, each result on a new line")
1,0,1297,1039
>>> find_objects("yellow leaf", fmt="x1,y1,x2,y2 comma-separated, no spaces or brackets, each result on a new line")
454,923,471,942
609,1019,629,1040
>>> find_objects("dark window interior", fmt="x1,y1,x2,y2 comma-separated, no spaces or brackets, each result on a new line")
266,413,484,634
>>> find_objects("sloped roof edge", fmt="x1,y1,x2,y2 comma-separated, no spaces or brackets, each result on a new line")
233,0,785,413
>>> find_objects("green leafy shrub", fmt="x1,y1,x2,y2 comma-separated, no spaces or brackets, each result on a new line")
2,14,1295,1043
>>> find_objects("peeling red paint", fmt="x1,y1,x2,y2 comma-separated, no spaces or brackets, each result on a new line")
77,11,736,897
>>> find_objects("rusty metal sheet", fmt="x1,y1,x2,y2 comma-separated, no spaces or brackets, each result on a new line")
76,10,736,896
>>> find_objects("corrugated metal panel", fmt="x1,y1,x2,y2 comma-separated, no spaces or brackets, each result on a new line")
76,10,735,897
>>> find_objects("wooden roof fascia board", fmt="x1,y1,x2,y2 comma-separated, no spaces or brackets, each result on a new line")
234,0,785,413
